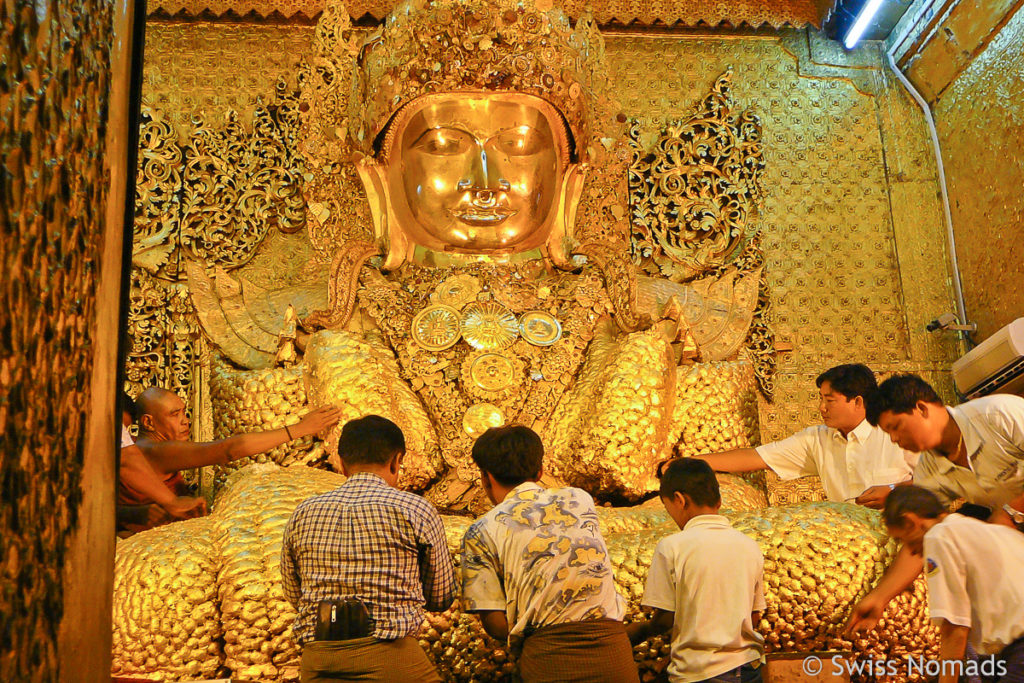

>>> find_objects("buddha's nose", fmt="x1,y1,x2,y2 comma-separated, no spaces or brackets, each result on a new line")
458,178,511,206
457,147,511,196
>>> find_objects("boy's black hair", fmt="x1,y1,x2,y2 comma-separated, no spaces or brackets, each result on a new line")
882,485,946,527
471,425,544,488
866,373,944,426
658,458,720,507
337,415,405,465
815,364,877,401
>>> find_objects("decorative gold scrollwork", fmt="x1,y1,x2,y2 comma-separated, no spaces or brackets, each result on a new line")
180,94,306,270
628,69,766,283
124,268,202,418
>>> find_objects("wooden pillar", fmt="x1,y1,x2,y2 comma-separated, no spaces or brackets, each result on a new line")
56,0,141,679
1,0,139,680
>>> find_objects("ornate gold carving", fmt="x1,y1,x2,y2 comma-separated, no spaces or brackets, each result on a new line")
431,274,483,310
628,70,765,282
519,310,563,347
134,109,184,278
411,305,463,352
180,99,306,269
145,0,821,30
462,350,525,401
462,403,505,437
460,303,520,351
131,90,309,282
303,240,380,331
125,269,203,417
349,0,618,157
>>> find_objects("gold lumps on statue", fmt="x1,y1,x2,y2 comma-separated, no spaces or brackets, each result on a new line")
411,304,463,351
461,302,519,350
462,402,505,437
519,310,563,346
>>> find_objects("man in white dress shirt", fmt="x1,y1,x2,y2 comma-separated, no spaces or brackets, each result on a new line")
692,364,918,508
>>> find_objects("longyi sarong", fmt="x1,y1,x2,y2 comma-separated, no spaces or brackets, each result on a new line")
300,636,441,683
519,619,640,683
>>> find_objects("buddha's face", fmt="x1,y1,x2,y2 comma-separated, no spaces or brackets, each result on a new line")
382,93,569,254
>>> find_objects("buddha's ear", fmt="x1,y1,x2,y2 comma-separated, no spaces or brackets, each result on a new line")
353,152,409,271
547,162,586,270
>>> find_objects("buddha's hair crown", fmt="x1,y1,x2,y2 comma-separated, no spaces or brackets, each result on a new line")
348,0,614,157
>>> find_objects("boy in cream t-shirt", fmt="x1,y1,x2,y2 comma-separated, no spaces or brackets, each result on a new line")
628,458,765,683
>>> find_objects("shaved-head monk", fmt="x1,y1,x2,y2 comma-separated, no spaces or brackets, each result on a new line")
120,387,340,521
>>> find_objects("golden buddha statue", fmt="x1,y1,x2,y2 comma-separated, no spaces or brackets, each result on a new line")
189,0,762,510
113,4,939,680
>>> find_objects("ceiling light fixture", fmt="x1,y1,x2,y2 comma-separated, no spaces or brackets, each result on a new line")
844,0,885,49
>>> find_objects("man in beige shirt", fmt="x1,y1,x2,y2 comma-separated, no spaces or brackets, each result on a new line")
848,374,1024,634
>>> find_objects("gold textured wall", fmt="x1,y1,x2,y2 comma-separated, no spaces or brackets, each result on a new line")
927,5,1024,342
138,20,960,444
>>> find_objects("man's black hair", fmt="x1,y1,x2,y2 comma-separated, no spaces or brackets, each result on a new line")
120,391,139,423
883,485,946,527
337,415,405,465
815,364,877,401
865,373,944,426
471,425,544,488
658,458,720,507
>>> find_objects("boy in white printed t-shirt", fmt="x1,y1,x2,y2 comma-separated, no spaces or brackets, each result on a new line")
627,458,765,683
883,485,1024,683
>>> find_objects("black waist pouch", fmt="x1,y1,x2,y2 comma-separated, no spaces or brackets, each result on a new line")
313,598,372,641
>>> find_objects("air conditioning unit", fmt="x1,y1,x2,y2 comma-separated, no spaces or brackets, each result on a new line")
953,318,1024,399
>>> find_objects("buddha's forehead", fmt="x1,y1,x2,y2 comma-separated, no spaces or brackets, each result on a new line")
382,92,571,160
408,94,552,132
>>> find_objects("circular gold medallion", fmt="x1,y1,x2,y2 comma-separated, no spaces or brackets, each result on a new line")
461,303,519,350
519,310,563,346
463,403,505,438
432,274,482,310
468,352,516,392
411,305,462,351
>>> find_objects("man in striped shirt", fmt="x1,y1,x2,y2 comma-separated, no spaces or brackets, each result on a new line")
281,415,456,682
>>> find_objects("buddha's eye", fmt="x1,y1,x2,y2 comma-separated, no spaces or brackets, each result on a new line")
413,128,474,155
490,126,546,156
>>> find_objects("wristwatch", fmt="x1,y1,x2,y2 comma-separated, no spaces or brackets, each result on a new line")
1003,504,1024,527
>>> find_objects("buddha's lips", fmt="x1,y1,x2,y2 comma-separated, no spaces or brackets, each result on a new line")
451,207,517,225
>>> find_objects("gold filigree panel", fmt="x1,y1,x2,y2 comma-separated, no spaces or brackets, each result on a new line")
146,0,821,28
628,71,766,282
142,22,313,138
125,269,203,424
605,33,957,437
932,5,1024,342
